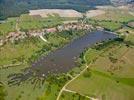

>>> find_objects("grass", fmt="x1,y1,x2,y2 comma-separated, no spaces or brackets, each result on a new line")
47,32,68,47
88,8,134,31
93,9,134,23
125,34,134,44
19,14,63,31
67,70,134,100
84,48,100,64
0,37,45,66
66,39,134,100
0,14,64,36
87,19,122,31
38,83,59,100
0,65,46,100
98,21,122,31
0,28,87,100
0,8,134,100
0,18,16,36
0,30,74,66
92,70,134,87
59,91,89,100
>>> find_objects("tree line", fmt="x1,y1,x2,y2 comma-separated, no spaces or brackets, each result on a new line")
0,0,111,20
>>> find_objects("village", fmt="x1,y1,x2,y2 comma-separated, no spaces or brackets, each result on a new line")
0,2,134,100
0,21,98,46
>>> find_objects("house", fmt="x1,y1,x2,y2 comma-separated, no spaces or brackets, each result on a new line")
27,29,45,37
0,39,4,46
57,25,64,32
128,22,134,28
5,31,27,43
45,28,57,33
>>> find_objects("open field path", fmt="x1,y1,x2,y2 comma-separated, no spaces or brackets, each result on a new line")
39,35,48,43
64,88,99,100
123,56,133,65
56,63,92,100
56,41,121,100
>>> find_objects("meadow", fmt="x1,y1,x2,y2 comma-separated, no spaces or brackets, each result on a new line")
0,18,16,36
0,29,87,100
87,8,134,31
0,7,134,100
66,38,134,100
92,8,134,23
0,14,63,36
19,14,63,31
0,37,46,66
59,91,89,100
87,19,123,31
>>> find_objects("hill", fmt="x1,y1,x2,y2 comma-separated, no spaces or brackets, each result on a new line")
111,0,134,4
0,0,111,20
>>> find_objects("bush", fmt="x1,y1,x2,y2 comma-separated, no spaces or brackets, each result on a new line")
83,70,91,78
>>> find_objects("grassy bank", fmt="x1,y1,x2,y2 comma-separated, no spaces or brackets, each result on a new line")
0,29,87,100
65,37,134,100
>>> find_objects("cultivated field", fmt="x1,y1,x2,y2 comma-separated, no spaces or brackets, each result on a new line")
0,38,46,66
0,18,16,36
86,9,105,18
92,8,134,22
29,9,106,18
65,40,134,100
60,91,89,100
29,9,82,18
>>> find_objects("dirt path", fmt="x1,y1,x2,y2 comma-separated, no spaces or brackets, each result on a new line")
16,18,20,32
63,88,99,100
56,43,113,100
56,63,91,100
123,56,133,65
39,35,48,43
0,62,23,69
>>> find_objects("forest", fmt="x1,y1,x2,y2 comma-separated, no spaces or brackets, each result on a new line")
0,0,111,20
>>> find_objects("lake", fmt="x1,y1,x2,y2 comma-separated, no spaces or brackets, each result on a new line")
30,30,117,76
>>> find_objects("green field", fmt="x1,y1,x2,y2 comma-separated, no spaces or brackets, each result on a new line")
59,91,89,100
0,18,17,36
0,65,46,100
92,9,134,23
19,14,63,31
66,70,134,100
0,37,47,66
88,8,134,31
66,39,134,100
0,29,87,100
0,7,134,100
87,20,123,31
0,14,64,36
98,21,122,31
0,29,86,67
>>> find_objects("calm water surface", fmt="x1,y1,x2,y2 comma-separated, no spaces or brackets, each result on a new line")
30,30,117,76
